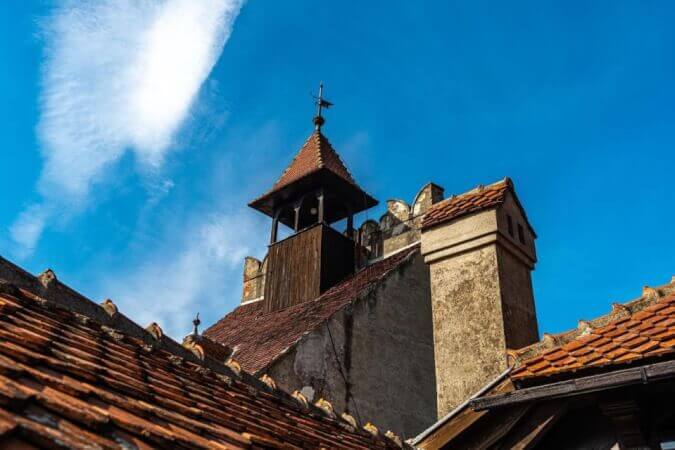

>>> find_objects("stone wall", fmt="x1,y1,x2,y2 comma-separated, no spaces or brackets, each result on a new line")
497,244,539,349
421,190,539,417
426,243,507,417
266,252,437,439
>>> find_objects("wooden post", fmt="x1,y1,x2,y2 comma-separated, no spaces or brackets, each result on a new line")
347,213,354,239
293,203,301,232
317,191,325,224
270,216,279,244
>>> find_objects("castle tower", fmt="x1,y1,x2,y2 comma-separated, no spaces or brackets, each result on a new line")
248,85,378,313
420,178,539,417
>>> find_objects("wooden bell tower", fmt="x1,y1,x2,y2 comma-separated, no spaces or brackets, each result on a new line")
248,84,378,313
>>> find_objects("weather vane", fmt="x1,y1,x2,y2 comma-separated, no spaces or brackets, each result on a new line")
312,82,333,130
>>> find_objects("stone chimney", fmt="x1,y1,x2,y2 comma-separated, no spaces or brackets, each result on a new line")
420,178,539,418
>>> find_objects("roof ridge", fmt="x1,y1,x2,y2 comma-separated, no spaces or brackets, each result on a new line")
315,131,357,184
511,277,675,366
314,131,325,168
421,177,514,231
433,177,510,208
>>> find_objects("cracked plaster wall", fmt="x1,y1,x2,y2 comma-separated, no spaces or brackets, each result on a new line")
267,252,437,439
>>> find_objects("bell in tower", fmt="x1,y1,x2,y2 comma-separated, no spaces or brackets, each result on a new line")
248,84,378,312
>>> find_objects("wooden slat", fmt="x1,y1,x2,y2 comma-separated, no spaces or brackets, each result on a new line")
433,405,530,450
263,224,355,313
496,400,570,449
264,225,322,312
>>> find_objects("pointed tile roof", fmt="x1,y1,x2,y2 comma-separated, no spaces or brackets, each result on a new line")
248,130,377,221
272,130,356,191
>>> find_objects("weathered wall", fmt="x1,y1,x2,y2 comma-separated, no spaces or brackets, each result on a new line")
426,244,507,417
497,245,539,349
421,197,539,417
495,192,538,350
267,252,437,439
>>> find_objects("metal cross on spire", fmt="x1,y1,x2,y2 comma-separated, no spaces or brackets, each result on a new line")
312,82,333,131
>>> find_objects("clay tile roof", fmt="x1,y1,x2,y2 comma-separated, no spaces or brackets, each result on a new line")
204,246,419,374
511,287,675,382
248,130,378,221
422,178,513,230
0,265,405,448
273,130,356,191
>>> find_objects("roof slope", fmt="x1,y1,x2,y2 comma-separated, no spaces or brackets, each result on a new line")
272,130,356,191
205,246,419,374
422,177,512,230
511,289,675,382
0,267,404,448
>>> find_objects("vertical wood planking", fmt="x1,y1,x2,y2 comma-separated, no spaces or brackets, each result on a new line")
264,224,355,313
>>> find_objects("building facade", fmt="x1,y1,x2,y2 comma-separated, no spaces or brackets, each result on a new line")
205,104,540,438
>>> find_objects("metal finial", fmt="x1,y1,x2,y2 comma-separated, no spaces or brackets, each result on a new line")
192,312,201,336
312,82,333,130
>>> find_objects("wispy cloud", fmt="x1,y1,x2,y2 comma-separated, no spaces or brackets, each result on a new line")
91,121,283,338
11,0,244,255
100,210,266,338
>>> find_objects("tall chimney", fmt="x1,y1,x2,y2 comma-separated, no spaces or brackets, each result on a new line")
420,178,539,418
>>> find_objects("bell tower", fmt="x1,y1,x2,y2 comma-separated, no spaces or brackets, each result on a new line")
248,84,378,313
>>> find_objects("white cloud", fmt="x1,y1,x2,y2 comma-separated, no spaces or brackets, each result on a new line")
9,205,49,259
101,210,266,338
90,121,282,338
12,0,244,253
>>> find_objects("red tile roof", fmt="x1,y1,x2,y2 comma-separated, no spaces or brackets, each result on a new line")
511,288,675,382
205,246,419,374
0,272,405,448
421,178,512,230
273,130,356,192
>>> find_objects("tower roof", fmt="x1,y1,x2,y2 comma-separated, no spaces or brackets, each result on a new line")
249,130,377,222
274,130,356,191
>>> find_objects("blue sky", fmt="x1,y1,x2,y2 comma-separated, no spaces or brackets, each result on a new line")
1,1,674,339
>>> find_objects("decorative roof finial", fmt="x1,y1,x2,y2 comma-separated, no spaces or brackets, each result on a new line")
312,82,333,131
192,312,201,336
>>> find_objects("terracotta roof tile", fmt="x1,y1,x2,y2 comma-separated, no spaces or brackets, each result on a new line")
421,178,516,230
0,280,404,448
204,246,419,374
254,130,359,201
512,291,675,381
